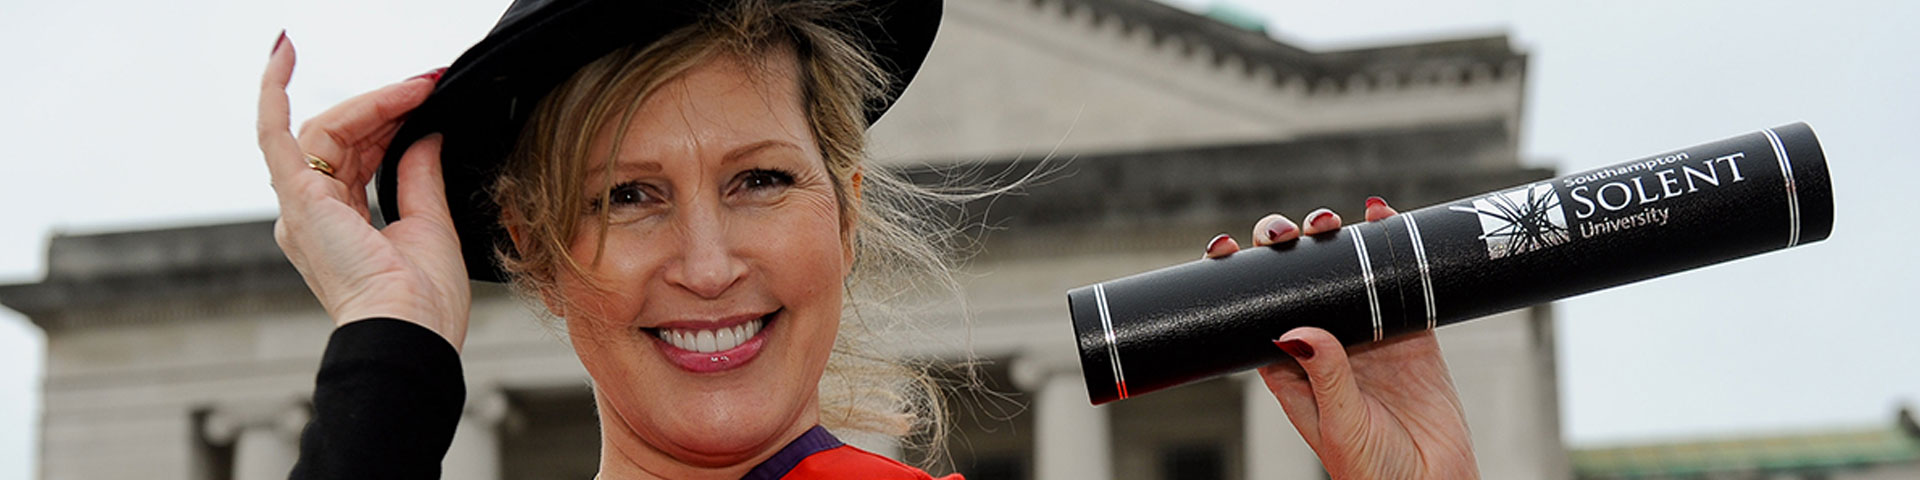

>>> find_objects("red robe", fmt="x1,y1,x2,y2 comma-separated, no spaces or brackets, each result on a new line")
744,425,964,480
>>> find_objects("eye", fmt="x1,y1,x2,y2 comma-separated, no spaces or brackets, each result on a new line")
608,182,651,205
734,168,795,195
587,181,661,216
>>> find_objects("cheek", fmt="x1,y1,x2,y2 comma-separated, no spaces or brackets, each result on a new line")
757,192,853,288
553,223,659,323
748,192,849,353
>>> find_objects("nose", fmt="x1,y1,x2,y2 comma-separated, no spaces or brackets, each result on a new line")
663,205,747,299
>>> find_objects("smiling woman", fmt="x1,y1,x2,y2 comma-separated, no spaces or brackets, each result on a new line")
259,1,971,477
254,0,1481,478
492,22,936,470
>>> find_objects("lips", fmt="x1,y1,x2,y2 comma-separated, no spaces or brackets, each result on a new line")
655,318,764,353
646,310,779,373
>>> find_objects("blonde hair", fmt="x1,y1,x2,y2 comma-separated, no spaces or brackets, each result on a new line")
490,0,967,462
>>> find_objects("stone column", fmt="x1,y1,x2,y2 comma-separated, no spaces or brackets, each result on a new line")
1013,354,1112,480
233,427,301,480
1239,371,1322,479
443,385,510,480
204,399,309,480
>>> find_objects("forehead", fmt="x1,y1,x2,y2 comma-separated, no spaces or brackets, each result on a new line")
593,48,814,167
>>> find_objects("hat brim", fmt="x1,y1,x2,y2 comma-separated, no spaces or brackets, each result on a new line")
375,0,942,283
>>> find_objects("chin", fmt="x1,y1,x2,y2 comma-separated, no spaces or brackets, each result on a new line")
646,393,814,465
578,308,830,465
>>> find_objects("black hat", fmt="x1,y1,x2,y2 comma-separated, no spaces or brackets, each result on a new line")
375,0,942,283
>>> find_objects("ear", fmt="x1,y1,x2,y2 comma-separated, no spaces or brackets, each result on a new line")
502,210,568,318
841,168,863,270
849,167,863,203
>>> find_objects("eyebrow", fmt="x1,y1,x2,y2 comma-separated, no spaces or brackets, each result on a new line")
596,139,801,176
724,139,802,164
604,159,663,175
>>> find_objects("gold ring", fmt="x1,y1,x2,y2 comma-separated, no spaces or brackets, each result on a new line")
304,153,336,177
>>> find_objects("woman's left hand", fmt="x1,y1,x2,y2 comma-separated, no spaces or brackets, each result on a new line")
1206,197,1479,479
256,33,471,349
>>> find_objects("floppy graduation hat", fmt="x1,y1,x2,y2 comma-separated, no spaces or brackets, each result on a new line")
375,0,943,282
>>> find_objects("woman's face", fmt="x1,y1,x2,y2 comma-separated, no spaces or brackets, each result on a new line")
557,48,851,467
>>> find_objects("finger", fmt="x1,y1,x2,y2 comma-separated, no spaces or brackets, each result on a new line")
1301,207,1342,235
1274,327,1371,446
294,70,439,184
1257,362,1323,450
298,77,434,152
257,30,304,183
1251,213,1301,246
1364,196,1399,222
395,134,452,223
1203,233,1239,259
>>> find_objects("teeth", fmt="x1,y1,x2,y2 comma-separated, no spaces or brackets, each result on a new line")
657,318,765,353
695,330,716,352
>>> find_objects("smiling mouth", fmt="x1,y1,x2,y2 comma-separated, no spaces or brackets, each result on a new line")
646,310,777,353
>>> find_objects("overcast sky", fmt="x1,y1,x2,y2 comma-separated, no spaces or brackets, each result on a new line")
2,0,1916,478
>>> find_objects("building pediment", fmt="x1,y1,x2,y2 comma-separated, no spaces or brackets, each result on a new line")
868,0,1528,164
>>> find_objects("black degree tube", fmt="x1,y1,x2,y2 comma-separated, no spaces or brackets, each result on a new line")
1067,122,1833,405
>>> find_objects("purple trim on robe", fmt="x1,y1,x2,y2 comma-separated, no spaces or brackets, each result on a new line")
740,426,844,480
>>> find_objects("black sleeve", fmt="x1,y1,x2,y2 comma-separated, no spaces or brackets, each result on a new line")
290,318,466,480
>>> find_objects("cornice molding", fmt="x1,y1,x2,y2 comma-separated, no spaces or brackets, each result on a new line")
997,0,1526,98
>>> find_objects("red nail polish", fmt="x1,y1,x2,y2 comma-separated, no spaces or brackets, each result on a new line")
1305,208,1337,230
1366,196,1386,210
1274,339,1315,360
1265,222,1296,242
409,67,449,83
1206,234,1232,256
271,30,287,56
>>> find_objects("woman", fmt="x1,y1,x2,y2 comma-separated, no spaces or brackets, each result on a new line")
256,0,1477,478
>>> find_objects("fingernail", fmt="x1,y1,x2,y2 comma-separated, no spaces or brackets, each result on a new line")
1365,196,1387,210
1205,233,1233,257
1264,218,1297,243
409,67,449,83
1305,208,1338,231
271,30,287,56
1274,339,1315,360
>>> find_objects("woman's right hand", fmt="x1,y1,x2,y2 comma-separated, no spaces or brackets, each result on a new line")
256,32,471,350
1207,198,1479,479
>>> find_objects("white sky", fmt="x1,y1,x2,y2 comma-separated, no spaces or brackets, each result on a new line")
2,0,1916,478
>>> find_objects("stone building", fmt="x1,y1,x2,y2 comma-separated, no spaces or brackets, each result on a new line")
1571,407,1920,480
1,0,1567,479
